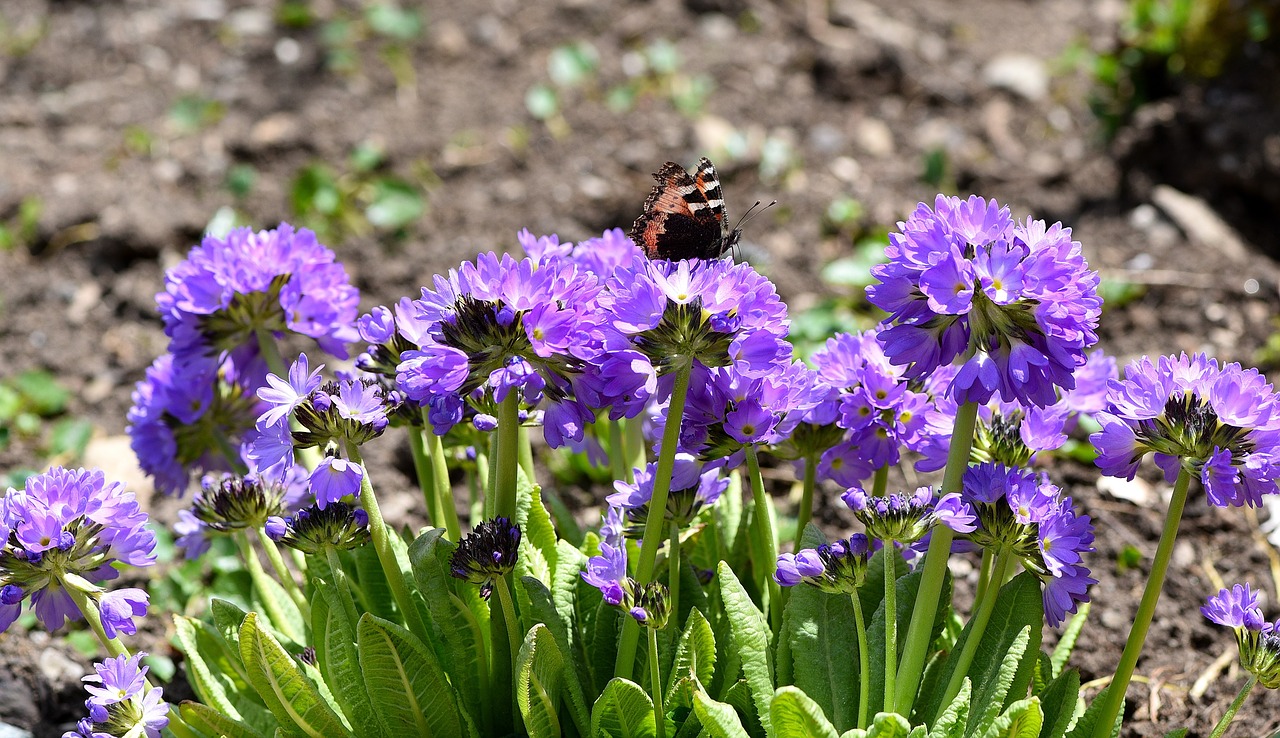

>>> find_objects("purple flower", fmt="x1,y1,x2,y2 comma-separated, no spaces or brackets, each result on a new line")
520,227,644,277
582,541,629,607
83,652,148,707
74,653,169,738
98,588,149,639
450,517,522,584
310,457,364,509
257,353,324,428
1203,584,1266,630
775,535,876,593
842,485,972,544
0,468,156,633
1091,353,1280,507
607,454,729,533
1202,584,1280,688
868,196,1101,407
270,502,371,555
173,510,211,560
155,223,359,361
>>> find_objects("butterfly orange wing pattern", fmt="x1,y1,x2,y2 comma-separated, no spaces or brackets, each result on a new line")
630,158,737,261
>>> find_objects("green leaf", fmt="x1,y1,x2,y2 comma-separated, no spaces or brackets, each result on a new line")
180,701,269,738
314,579,382,737
717,561,774,736
365,179,424,230
981,698,1043,738
783,584,859,731
238,612,353,738
212,599,252,653
517,622,585,737
173,616,277,735
351,539,397,622
48,418,92,458
250,565,306,645
365,3,423,40
968,627,1033,737
666,608,717,708
1162,730,1187,738
929,678,970,738
591,677,658,738
1037,669,1080,738
771,686,839,738
1063,682,1121,738
408,528,488,724
12,370,69,415
692,690,751,738
846,712,913,738
357,613,465,737
518,579,591,734
1050,604,1089,678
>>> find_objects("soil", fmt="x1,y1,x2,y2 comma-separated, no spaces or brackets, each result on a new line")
2,0,1280,736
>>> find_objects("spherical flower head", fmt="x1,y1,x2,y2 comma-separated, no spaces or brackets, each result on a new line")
607,453,729,533
128,352,278,495
600,258,790,382
1203,585,1280,688
868,196,1101,408
450,517,522,585
520,227,645,278
76,653,169,738
775,535,876,594
291,377,392,451
631,580,671,630
842,485,971,544
0,468,156,633
155,223,359,360
268,502,371,555
190,474,288,532
1091,353,1280,507
392,251,608,446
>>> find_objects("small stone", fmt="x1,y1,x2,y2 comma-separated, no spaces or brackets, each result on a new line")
83,436,154,505
1097,475,1156,506
1151,185,1250,263
250,113,301,147
0,722,35,738
853,117,894,157
66,282,102,325
37,648,83,689
829,156,861,184
274,38,301,65
982,53,1049,101
226,7,271,35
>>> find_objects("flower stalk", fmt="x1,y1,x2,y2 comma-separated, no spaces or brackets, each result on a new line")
746,444,782,632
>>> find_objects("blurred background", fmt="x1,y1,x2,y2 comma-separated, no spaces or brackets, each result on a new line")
1,0,1280,734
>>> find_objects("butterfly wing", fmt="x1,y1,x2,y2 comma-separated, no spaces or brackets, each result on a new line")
631,161,725,260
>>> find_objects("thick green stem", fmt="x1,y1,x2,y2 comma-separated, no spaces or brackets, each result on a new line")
63,582,130,659
609,420,630,483
974,546,994,605
252,527,310,621
615,361,693,680
936,551,1013,719
494,392,521,520
493,575,524,688
407,426,440,527
649,627,667,738
493,573,522,735
1208,675,1257,738
346,445,429,641
870,464,888,497
518,424,535,485
852,591,870,729
882,540,898,711
793,452,818,550
422,410,463,543
1090,465,1193,738
746,444,782,632
669,521,682,632
624,415,647,482
236,532,303,643
894,400,978,715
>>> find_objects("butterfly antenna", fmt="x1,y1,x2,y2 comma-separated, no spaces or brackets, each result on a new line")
728,199,778,260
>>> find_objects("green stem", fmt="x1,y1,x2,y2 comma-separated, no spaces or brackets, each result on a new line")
493,573,523,735
494,392,521,520
63,582,130,659
407,426,439,527
851,591,870,729
894,400,978,715
882,540,898,711
624,415,647,482
235,532,303,643
1208,675,1257,738
649,626,667,738
253,327,289,378
974,547,994,605
518,423,535,485
870,464,888,497
793,452,818,550
422,410,463,543
345,444,429,641
746,444,782,632
1090,465,1193,738
935,551,1013,719
252,527,310,621
616,361,694,680
609,420,630,483
669,521,682,632
213,430,249,474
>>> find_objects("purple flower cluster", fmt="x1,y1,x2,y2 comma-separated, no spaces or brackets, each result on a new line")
868,196,1102,407
775,534,877,594
1203,584,1280,688
0,468,156,634
1092,353,1280,507
519,227,644,278
64,652,169,738
156,223,358,361
607,453,729,534
266,501,371,555
958,463,1095,626
842,485,976,545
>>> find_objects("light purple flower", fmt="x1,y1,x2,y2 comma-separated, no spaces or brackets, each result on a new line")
98,588,149,639
310,457,364,509
257,353,324,428
1203,584,1265,630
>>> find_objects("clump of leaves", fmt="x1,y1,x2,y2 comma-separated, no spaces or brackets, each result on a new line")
289,141,432,243
0,196,41,252
0,370,92,484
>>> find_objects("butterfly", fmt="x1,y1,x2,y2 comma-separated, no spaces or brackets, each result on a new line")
630,157,770,261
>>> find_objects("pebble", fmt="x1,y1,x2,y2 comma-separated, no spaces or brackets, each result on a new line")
853,117,894,158
982,53,1049,102
37,648,83,688
1096,475,1156,507
83,436,155,505
274,38,301,65
226,7,271,36
1151,185,1250,263
0,723,34,738
250,113,301,147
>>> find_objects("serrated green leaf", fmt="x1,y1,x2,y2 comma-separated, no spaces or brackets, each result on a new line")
314,579,382,737
250,565,306,645
585,597,622,696
180,701,269,738
1050,605,1089,678
969,628,1032,737
771,686,839,738
238,612,353,738
592,677,658,738
351,540,397,621
784,584,859,732
515,474,558,589
518,581,591,734
718,561,774,736
517,623,578,738
173,616,277,735
1038,669,1080,738
982,698,1042,738
357,613,464,737
666,608,717,708
853,712,912,738
1063,682,1121,738
1033,652,1054,696
693,690,751,738
212,599,251,654
929,678,970,738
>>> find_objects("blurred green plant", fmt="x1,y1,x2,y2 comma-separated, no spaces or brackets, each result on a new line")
0,370,93,468
0,196,41,252
787,232,890,358
289,141,432,243
0,11,47,57
1255,315,1280,371
311,2,425,96
1067,0,1275,137
169,94,226,135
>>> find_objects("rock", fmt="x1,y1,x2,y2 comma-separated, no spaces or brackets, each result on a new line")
1097,475,1156,506
226,7,271,36
37,649,83,690
83,436,154,505
274,38,302,65
982,53,1049,102
0,722,34,738
853,117,894,158
250,113,301,148
1150,185,1251,263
